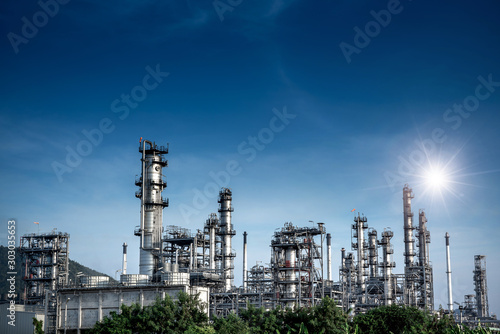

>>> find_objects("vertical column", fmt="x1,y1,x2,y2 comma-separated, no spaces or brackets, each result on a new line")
368,229,378,278
243,231,248,290
326,233,332,281
445,233,453,312
218,188,235,291
379,230,394,305
122,242,127,275
136,140,168,276
403,184,415,267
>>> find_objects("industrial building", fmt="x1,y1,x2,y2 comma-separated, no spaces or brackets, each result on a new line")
16,140,495,333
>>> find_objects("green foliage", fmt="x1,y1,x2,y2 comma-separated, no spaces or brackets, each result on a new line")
351,304,455,334
90,292,208,334
33,317,44,334
90,294,495,334
213,312,250,334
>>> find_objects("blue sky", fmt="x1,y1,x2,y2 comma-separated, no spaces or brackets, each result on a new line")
1,0,500,314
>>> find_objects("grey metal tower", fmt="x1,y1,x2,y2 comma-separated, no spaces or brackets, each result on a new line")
473,255,489,318
218,188,235,291
403,184,416,267
135,140,169,276
351,214,368,304
378,229,395,305
403,184,417,306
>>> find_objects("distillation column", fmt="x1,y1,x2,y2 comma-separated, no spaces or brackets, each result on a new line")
352,214,368,303
218,188,235,291
473,255,489,318
418,210,433,309
418,211,430,266
205,213,219,271
445,233,453,313
403,184,416,267
136,140,169,276
368,229,378,278
403,184,416,305
379,230,394,305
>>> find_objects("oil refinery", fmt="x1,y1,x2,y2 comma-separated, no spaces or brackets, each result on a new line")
12,140,496,333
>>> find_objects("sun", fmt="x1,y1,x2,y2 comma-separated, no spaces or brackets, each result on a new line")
416,159,464,209
425,167,449,190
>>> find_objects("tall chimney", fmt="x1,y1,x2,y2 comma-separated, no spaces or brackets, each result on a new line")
445,232,453,312
243,231,248,290
326,233,332,281
122,242,127,275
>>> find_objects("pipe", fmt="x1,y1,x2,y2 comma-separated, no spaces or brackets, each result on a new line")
445,232,453,312
122,242,127,275
326,233,332,281
243,231,248,290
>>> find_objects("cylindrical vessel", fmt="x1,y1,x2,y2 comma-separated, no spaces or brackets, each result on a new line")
218,188,234,291
368,229,378,278
403,184,415,267
138,141,168,276
419,211,428,266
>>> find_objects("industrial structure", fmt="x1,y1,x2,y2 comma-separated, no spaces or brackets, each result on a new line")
16,140,496,333
336,184,433,313
443,233,495,326
19,231,69,333
454,254,491,323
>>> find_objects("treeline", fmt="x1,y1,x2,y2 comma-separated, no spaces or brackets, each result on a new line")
90,292,493,334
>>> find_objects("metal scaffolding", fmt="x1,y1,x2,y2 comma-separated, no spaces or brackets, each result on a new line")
270,222,325,308
20,231,69,333
473,255,489,318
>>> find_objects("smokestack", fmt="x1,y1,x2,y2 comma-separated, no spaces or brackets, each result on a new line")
243,231,248,290
122,242,127,275
326,233,332,281
445,232,453,312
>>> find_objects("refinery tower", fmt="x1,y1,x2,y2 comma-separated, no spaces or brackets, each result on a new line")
135,139,169,276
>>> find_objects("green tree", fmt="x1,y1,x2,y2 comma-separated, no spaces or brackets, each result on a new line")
33,317,44,334
351,304,455,334
90,292,207,334
213,313,250,334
